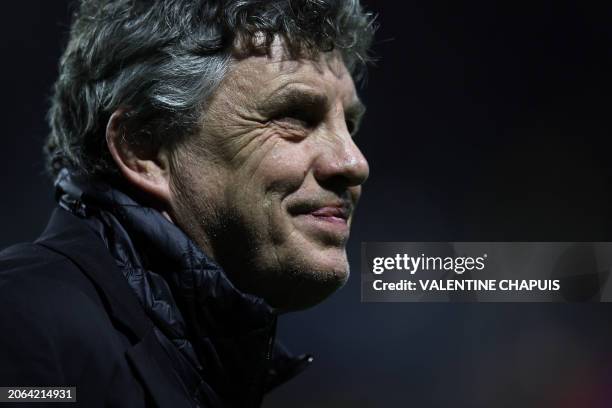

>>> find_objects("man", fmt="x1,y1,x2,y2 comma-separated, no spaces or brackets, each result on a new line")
0,0,374,406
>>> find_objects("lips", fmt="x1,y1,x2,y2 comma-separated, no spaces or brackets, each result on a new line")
288,200,352,221
309,206,349,223
287,199,353,244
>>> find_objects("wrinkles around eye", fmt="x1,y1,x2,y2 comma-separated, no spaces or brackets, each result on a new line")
269,117,310,140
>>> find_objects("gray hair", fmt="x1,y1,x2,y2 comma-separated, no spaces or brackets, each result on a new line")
45,0,376,179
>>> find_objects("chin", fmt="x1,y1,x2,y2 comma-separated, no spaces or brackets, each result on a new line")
260,249,351,312
209,218,352,311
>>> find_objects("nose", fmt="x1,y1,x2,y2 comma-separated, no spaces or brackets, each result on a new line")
313,130,370,189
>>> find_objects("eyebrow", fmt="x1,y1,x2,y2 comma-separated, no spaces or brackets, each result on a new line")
263,86,330,115
263,85,366,121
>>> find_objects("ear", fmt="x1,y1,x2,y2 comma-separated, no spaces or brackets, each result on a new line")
106,109,172,209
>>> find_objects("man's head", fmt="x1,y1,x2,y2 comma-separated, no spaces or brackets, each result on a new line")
46,0,375,310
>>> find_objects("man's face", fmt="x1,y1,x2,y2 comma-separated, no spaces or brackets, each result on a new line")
169,44,369,310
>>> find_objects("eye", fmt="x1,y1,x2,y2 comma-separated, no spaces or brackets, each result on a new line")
271,107,320,130
346,119,356,135
346,118,361,137
274,115,311,129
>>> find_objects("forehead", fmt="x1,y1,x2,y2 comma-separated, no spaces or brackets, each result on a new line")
223,42,359,107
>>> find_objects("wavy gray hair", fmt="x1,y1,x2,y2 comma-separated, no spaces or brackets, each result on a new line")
45,0,376,179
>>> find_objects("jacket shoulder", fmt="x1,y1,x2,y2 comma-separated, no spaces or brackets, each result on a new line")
0,241,106,315
0,242,130,387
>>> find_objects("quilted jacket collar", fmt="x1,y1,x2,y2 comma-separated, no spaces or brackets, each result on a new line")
52,169,312,407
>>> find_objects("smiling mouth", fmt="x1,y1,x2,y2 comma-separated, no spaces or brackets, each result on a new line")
309,206,349,224
288,200,352,220
288,201,353,243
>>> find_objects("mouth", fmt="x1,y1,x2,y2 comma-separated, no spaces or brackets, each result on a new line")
309,205,349,224
288,200,353,244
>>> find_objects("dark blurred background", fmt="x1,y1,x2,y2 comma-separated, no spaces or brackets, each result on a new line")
2,1,612,407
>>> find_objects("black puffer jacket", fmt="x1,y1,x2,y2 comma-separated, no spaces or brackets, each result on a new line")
0,169,311,407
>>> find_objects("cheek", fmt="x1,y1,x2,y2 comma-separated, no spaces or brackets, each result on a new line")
234,139,314,199
227,141,315,237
